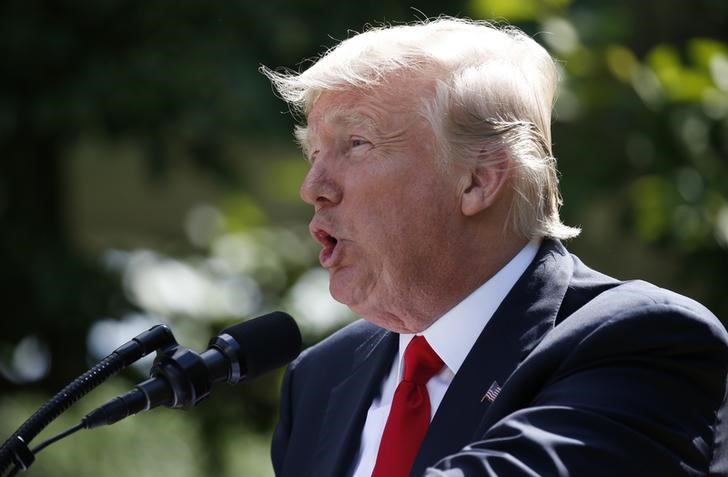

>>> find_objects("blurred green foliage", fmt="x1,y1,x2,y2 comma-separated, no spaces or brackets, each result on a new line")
1,0,726,475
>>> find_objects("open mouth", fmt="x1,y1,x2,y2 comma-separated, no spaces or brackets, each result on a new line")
314,229,339,265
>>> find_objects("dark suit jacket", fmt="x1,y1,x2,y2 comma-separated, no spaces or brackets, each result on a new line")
271,240,728,476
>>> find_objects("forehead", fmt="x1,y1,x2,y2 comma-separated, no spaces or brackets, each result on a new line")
307,88,391,133
318,103,379,133
306,74,434,134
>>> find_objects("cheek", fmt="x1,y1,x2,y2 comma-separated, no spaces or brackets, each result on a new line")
346,201,409,275
343,157,456,259
360,197,444,265
393,187,458,254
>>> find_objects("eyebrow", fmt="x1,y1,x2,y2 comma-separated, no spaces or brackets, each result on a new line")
294,125,309,157
332,110,379,133
296,108,380,160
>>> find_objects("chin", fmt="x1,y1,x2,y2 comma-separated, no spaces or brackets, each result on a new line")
328,268,407,330
328,277,352,306
328,282,375,321
328,267,371,308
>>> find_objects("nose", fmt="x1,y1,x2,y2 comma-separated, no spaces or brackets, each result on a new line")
299,159,342,210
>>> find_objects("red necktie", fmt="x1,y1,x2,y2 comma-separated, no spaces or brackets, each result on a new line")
371,336,444,477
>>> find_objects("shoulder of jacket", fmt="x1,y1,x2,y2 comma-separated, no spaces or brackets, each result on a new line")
290,319,388,371
554,279,728,350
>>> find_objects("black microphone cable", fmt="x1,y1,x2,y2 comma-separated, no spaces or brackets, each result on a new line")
3,423,85,477
0,324,177,475
0,311,302,476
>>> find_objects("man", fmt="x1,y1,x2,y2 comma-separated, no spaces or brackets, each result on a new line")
262,18,728,477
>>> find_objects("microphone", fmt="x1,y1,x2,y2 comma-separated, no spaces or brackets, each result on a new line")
82,311,301,428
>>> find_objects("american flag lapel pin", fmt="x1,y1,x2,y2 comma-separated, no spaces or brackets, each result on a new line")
481,381,502,403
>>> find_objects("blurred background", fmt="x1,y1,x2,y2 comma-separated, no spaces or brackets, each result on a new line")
1,0,727,475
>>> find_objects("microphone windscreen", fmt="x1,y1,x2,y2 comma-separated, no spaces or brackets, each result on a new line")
221,311,302,380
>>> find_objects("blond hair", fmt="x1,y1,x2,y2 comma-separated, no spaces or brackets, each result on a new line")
262,17,580,240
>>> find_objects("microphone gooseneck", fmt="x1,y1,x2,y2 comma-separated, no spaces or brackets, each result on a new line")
0,325,176,474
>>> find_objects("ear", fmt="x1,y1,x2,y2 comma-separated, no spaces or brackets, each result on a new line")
460,153,511,217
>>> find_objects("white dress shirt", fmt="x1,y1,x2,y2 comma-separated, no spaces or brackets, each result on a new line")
350,238,541,477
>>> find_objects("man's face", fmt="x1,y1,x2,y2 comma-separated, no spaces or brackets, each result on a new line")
299,79,469,332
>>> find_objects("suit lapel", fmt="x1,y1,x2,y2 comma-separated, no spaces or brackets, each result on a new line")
411,240,574,476
311,327,398,477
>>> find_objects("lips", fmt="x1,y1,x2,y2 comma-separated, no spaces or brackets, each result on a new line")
311,225,340,268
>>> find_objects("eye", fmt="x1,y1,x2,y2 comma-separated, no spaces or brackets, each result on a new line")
351,137,369,148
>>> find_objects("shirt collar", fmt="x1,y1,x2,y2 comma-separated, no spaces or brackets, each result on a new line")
398,237,541,376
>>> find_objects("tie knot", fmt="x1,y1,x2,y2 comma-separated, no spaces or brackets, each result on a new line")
403,336,444,385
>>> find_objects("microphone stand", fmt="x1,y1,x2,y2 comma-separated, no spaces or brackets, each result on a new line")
0,324,177,476
0,311,301,476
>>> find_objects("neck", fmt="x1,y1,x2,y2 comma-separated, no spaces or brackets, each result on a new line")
388,229,530,334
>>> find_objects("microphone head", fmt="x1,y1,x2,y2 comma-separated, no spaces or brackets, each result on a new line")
219,311,302,380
